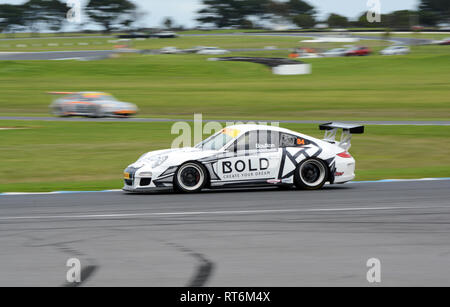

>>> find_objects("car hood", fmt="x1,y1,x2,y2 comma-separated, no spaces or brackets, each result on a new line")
131,147,221,168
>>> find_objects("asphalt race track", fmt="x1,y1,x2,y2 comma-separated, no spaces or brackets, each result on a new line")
0,50,116,61
0,180,449,286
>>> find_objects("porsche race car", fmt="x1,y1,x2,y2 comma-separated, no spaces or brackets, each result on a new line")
123,123,364,193
49,92,138,117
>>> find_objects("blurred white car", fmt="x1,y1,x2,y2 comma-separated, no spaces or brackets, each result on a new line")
197,47,230,55
160,47,181,54
380,45,410,55
321,48,348,57
49,92,138,118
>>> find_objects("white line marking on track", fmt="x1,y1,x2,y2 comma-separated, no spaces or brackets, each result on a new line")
1,178,450,196
0,206,440,221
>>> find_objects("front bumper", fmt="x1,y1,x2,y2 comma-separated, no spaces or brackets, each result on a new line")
113,110,137,116
122,165,175,192
122,184,170,193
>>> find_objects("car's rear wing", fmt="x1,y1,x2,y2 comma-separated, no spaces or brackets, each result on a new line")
319,122,364,150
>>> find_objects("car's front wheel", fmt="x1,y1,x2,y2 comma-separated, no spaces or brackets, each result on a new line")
174,162,208,193
52,106,69,117
294,159,328,190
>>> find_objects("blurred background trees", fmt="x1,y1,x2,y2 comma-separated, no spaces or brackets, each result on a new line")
0,0,448,34
85,0,138,32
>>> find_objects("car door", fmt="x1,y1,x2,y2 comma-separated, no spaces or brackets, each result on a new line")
215,129,281,184
64,94,81,114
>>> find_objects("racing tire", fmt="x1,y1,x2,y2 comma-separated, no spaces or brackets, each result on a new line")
294,159,328,190
88,106,103,118
174,162,208,193
52,106,70,117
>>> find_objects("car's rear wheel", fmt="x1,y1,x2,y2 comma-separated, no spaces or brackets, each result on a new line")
294,159,328,190
174,162,208,193
88,106,103,118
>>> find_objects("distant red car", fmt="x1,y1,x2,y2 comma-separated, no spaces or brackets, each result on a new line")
345,47,372,56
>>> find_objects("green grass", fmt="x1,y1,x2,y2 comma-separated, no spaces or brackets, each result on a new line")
0,32,111,39
0,37,117,51
0,120,449,192
0,46,449,121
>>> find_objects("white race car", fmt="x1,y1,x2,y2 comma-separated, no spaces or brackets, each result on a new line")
123,123,364,193
49,92,138,117
321,48,349,57
196,47,230,55
380,45,410,55
160,47,180,54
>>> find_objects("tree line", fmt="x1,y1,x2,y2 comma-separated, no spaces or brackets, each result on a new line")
197,0,449,29
0,0,140,34
0,0,448,34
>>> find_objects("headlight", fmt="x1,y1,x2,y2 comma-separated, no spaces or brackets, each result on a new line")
138,154,168,168
150,155,168,168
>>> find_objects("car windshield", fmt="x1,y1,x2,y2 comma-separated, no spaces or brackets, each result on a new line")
195,128,239,150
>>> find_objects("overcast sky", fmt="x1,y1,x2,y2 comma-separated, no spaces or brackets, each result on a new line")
1,0,419,28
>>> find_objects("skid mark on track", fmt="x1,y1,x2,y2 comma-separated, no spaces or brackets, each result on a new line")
63,265,98,288
165,242,215,287
20,235,99,287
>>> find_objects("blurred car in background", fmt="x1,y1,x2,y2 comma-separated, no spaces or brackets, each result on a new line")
345,46,372,56
197,47,230,55
49,92,138,118
118,31,178,39
290,47,321,58
380,45,410,55
117,32,151,39
160,47,182,54
321,48,348,57
153,31,178,38
437,37,450,45
297,52,322,58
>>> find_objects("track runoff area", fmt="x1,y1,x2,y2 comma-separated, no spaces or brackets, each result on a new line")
0,178,450,290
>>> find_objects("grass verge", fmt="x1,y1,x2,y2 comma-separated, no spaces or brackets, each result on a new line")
0,47,449,121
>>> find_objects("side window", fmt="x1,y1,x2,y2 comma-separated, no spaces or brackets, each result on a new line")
74,94,86,101
234,133,249,152
227,130,280,152
252,130,279,150
66,95,79,101
280,133,310,147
